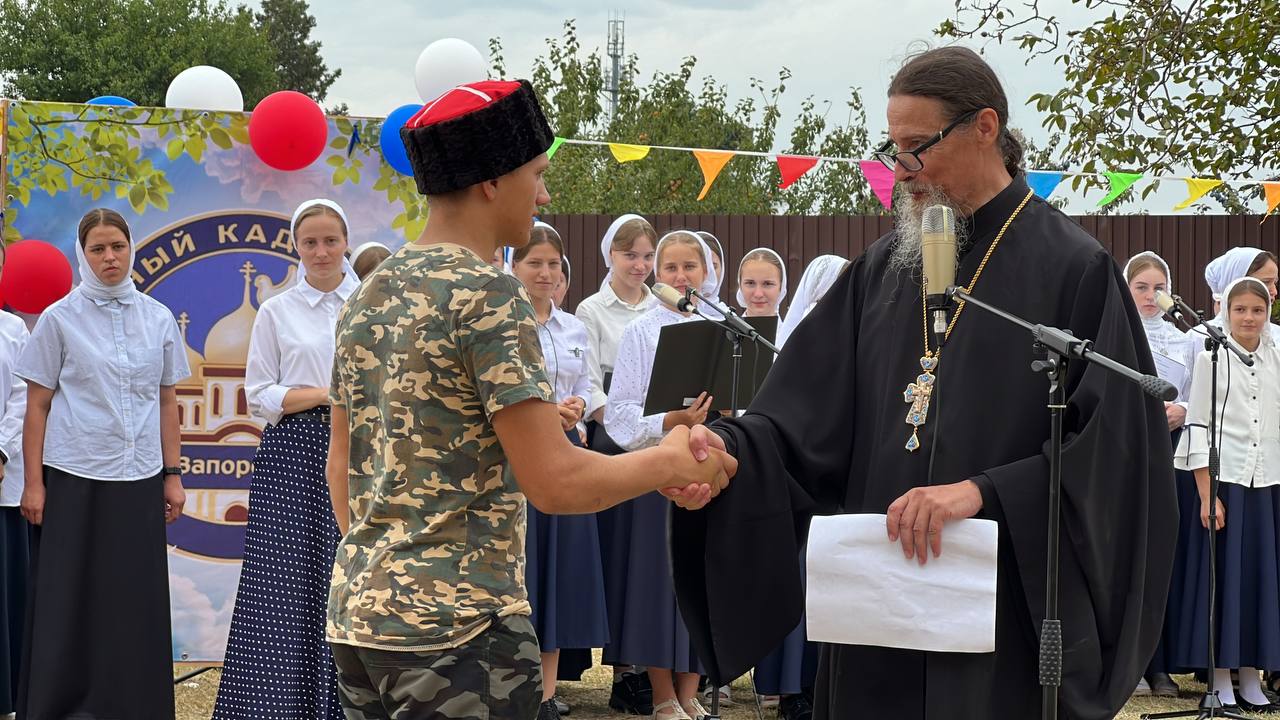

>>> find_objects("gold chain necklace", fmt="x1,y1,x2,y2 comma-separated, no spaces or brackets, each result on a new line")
904,188,1034,452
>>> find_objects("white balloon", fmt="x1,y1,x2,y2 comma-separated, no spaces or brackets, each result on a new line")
414,38,488,103
165,65,244,112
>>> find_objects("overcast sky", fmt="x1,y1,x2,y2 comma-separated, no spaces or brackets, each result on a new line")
274,0,1261,214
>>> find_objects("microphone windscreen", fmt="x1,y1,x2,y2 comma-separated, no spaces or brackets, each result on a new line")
921,205,957,295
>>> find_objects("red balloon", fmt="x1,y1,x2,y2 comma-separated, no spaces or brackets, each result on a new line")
249,91,329,171
0,240,73,313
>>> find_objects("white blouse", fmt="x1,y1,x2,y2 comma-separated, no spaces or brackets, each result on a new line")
537,306,593,406
0,312,29,506
16,287,190,481
1175,336,1280,488
604,305,704,451
575,283,656,417
245,273,360,425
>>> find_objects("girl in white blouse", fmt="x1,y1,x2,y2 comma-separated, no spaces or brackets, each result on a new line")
1173,277,1280,712
776,255,848,350
574,215,659,715
0,244,30,717
510,222,608,718
213,199,359,720
605,231,719,720
1123,251,1200,699
16,208,189,718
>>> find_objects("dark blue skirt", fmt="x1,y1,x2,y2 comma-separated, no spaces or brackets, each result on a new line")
602,490,702,674
1173,481,1280,670
590,419,636,669
213,416,343,720
1149,430,1195,675
754,621,819,696
0,507,28,715
526,431,610,652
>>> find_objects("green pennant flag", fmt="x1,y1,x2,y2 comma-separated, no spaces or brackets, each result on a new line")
1097,171,1144,207
546,136,566,160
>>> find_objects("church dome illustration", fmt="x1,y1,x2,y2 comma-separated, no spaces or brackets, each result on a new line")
204,261,259,365
176,311,205,387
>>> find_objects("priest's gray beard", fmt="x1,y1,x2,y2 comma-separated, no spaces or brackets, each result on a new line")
889,182,972,274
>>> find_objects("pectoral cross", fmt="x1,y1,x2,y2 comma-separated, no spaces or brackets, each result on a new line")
903,355,938,452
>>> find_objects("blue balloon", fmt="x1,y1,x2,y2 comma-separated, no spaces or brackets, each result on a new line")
87,95,136,107
380,103,422,176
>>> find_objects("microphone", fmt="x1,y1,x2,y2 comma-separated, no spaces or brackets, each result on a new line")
921,205,957,348
653,282,695,313
1155,290,1200,328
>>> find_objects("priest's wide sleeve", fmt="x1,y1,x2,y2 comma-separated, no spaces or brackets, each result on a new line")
973,249,1177,720
670,257,859,685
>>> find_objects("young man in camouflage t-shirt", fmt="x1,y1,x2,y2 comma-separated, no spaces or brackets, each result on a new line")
325,79,736,720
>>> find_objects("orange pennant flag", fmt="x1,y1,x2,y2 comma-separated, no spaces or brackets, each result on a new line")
1264,183,1280,224
693,150,735,201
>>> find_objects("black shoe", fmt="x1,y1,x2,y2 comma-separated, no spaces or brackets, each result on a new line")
538,698,563,720
608,671,654,715
1148,672,1180,698
779,693,814,720
553,695,570,715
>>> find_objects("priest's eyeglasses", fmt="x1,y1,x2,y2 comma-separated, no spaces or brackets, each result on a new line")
873,108,981,173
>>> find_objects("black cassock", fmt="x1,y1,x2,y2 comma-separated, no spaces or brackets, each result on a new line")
671,174,1177,720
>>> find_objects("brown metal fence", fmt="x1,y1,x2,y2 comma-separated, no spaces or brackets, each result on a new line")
544,213,1280,317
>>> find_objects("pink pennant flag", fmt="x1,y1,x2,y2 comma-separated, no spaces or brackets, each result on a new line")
858,160,895,209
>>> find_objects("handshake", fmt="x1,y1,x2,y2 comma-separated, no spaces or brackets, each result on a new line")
655,425,738,511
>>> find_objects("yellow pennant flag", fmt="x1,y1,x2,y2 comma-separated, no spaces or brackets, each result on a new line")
693,150,735,201
1173,178,1223,211
1263,183,1280,224
608,143,651,163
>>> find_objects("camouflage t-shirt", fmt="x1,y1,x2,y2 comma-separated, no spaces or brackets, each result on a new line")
326,242,553,651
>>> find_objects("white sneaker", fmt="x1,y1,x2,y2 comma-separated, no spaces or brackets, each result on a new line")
699,684,733,706
652,699,692,720
1133,677,1152,697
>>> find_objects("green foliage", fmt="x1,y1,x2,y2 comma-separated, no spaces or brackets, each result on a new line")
325,116,430,241
938,0,1280,209
0,0,338,108
255,0,340,101
502,20,885,215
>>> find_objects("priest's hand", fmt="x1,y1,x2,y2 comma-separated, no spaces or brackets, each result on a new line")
886,480,984,565
660,425,737,511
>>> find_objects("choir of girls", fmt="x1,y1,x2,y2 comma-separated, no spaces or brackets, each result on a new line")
5,202,1280,720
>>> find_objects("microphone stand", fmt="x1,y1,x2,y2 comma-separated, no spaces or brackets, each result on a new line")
685,288,778,720
1144,307,1250,720
947,287,1177,720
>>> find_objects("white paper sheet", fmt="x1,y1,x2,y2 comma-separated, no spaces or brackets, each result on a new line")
1152,350,1187,394
805,513,999,653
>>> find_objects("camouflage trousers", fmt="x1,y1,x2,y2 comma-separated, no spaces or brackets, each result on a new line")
329,614,543,719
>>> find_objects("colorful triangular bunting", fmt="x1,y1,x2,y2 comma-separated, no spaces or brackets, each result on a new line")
1173,178,1223,211
1262,183,1280,224
693,150,734,201
776,155,820,189
546,136,566,160
858,160,895,209
608,143,650,163
1097,172,1144,207
1026,171,1065,200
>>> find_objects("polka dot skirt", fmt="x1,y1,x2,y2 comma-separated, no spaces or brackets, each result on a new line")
212,417,344,719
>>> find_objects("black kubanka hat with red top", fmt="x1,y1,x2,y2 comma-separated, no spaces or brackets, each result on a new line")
399,79,554,196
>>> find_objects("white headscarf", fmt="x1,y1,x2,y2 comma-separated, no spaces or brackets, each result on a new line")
697,231,726,295
734,247,789,310
291,199,361,287
74,215,138,302
349,240,391,268
599,213,650,291
1217,276,1274,345
1204,246,1266,302
1122,251,1176,333
655,230,719,301
776,254,848,349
